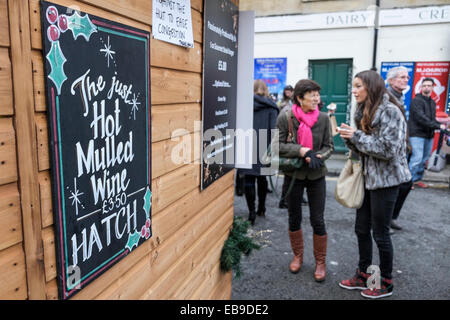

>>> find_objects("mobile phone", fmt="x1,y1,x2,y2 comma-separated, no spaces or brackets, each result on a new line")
337,127,350,132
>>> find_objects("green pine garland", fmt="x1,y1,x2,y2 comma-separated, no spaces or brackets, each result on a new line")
220,216,261,278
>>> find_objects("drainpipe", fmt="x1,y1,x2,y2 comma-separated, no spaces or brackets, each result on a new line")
372,0,380,70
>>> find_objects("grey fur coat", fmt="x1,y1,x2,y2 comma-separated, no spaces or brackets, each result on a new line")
346,94,412,190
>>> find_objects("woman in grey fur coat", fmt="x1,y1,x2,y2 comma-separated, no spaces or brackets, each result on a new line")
338,70,411,299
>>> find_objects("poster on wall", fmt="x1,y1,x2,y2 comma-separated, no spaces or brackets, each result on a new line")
152,0,194,48
254,57,287,100
201,0,239,190
41,1,152,299
447,76,450,113
380,62,415,117
412,62,450,114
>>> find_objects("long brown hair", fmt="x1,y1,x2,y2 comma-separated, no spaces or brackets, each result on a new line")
254,79,270,97
355,70,404,134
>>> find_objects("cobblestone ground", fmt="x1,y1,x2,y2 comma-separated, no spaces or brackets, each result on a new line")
231,176,450,300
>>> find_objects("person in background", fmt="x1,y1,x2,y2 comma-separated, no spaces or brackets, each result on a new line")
338,70,411,299
241,80,279,225
277,79,334,282
326,102,336,115
278,85,294,112
270,93,278,103
326,103,339,138
386,66,409,107
408,77,446,189
386,66,413,234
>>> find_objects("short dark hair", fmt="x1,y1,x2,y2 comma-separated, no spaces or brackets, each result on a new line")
293,79,321,103
422,77,435,85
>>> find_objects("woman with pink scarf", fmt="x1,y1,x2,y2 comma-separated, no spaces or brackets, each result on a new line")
276,79,334,282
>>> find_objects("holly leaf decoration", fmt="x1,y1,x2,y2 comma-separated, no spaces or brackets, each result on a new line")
46,41,67,95
125,231,141,252
143,186,152,220
67,11,97,41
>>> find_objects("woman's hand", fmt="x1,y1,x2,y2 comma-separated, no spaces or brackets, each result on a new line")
304,150,323,169
299,147,310,158
339,123,356,139
299,147,312,164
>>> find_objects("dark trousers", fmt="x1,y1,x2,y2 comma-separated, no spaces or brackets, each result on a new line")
392,180,413,220
355,186,399,279
244,175,268,212
285,175,326,236
280,177,306,205
281,177,289,202
235,170,245,196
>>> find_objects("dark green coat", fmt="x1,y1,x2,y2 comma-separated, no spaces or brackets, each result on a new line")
276,109,334,180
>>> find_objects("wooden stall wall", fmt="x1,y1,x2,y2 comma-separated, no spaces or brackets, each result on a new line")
1,0,238,300
0,0,29,300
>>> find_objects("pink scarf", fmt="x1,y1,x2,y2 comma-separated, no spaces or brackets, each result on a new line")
292,104,319,149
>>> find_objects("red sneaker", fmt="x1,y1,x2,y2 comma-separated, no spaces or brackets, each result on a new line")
414,181,428,188
361,278,393,299
339,269,370,290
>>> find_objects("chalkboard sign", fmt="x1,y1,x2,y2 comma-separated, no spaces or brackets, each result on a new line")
201,0,239,190
40,1,151,299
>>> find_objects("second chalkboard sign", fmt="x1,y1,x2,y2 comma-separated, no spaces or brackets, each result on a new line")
41,1,152,299
201,0,239,190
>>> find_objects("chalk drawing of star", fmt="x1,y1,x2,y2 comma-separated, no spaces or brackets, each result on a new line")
131,93,141,120
68,177,84,216
100,36,116,68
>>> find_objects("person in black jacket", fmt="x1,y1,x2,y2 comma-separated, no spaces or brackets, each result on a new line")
408,77,446,188
241,80,279,225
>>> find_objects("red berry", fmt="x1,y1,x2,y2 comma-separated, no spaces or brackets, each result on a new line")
47,25,60,42
145,230,150,239
145,219,151,229
141,226,146,237
58,15,68,32
46,6,58,24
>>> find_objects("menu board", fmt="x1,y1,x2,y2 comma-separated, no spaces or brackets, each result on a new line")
41,1,152,299
201,0,239,190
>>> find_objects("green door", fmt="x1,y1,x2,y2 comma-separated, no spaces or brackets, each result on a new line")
309,59,353,153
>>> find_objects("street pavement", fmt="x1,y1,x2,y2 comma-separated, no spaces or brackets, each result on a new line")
231,172,450,300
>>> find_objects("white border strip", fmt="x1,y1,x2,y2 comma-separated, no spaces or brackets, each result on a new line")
255,5,450,33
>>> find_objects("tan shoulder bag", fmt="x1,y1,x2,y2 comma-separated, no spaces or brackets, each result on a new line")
334,152,365,209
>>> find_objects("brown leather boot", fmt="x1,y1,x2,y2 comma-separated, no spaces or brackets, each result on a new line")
288,229,304,274
313,234,327,282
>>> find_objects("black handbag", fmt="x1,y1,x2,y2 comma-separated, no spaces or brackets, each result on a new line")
262,111,303,201
262,110,304,172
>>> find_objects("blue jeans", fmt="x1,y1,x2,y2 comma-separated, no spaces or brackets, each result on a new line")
409,137,434,182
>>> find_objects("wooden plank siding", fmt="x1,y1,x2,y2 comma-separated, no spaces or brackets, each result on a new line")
0,47,13,115
0,183,23,252
0,244,28,299
0,0,237,299
0,117,18,185
8,0,47,299
0,0,29,301
0,0,10,48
